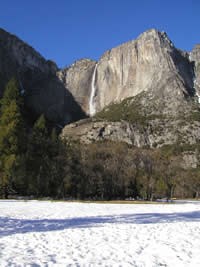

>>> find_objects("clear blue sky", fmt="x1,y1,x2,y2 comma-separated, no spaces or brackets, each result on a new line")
0,0,199,68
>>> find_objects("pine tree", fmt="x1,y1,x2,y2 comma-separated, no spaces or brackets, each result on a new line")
0,78,25,198
33,114,48,135
25,114,48,196
24,114,66,197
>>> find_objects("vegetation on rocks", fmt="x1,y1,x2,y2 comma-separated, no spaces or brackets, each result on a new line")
95,96,147,123
0,79,200,200
1,29,200,201
95,94,168,124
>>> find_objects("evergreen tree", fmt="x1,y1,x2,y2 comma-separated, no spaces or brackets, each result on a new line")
25,114,48,196
49,130,69,198
0,78,25,198
24,115,68,198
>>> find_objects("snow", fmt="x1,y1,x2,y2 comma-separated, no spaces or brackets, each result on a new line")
89,63,97,116
0,201,200,266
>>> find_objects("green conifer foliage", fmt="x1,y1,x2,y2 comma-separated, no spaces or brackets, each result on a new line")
24,114,64,197
0,78,25,198
33,114,47,135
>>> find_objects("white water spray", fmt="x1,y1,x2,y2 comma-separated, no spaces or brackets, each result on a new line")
89,63,98,116
17,73,25,95
194,79,200,104
196,92,200,104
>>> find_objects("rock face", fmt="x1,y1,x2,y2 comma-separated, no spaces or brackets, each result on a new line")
0,28,57,76
61,32,200,148
57,59,96,114
190,44,200,99
95,30,193,113
0,28,57,96
61,29,194,115
62,118,200,148
0,28,85,124
1,26,200,156
0,27,199,132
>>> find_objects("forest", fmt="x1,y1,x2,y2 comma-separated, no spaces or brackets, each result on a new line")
0,78,200,200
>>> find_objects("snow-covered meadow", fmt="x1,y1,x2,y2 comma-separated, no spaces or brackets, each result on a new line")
0,200,200,267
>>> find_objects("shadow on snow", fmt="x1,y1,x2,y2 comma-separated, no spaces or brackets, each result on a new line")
0,211,200,237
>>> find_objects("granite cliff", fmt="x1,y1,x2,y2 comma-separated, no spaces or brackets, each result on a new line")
61,30,200,150
57,59,96,114
190,44,200,100
1,27,200,150
59,29,196,116
0,28,85,124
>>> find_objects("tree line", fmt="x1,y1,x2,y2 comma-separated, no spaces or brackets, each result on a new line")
0,78,199,200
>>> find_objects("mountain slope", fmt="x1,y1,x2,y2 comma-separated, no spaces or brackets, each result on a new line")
190,44,200,99
1,27,200,131
0,28,85,124
61,29,200,149
60,29,196,116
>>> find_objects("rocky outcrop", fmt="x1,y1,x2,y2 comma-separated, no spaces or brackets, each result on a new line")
0,28,85,124
62,118,200,148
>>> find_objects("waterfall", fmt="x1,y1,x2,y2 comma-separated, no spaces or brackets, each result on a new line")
89,63,98,116
194,79,200,103
19,78,25,95
17,72,25,95
196,92,200,104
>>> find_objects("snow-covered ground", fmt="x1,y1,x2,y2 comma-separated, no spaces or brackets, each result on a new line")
0,201,200,267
